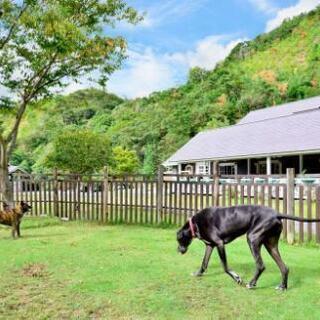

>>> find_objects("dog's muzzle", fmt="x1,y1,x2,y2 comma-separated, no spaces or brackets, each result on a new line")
178,246,187,254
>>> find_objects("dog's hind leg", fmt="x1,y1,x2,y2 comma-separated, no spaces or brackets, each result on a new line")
217,244,242,284
264,236,289,290
246,239,265,289
193,245,214,277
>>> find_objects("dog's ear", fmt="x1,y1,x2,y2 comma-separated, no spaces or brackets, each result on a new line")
20,201,25,206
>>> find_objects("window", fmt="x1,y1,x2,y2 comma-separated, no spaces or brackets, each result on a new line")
184,165,194,175
198,165,209,175
219,163,236,175
197,162,210,175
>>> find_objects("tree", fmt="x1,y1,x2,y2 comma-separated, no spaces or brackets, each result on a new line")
188,67,208,84
0,0,140,205
44,130,111,174
110,146,139,175
141,144,158,176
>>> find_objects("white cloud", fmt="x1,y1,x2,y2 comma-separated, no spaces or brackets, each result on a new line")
248,0,278,14
107,35,244,99
265,0,319,32
118,0,209,30
169,35,244,70
107,48,177,98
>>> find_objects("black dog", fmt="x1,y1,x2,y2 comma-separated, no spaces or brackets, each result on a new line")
177,205,320,290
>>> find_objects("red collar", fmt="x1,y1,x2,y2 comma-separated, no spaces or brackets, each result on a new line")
189,217,196,238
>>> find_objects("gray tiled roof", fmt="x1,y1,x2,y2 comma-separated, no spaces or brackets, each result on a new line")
165,107,320,164
238,95,320,124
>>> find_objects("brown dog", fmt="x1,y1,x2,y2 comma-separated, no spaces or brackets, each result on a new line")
0,201,32,238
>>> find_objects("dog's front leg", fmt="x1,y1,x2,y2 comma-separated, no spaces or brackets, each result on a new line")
193,245,214,277
11,223,17,239
17,222,21,237
217,244,242,285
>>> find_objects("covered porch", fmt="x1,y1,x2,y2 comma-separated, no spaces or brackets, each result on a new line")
173,153,320,176
220,153,320,176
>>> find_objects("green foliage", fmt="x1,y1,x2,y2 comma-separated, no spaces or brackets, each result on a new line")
110,146,139,175
10,149,33,172
0,0,140,105
286,74,313,100
141,144,158,175
87,113,113,133
188,67,209,84
227,10,312,63
44,129,111,174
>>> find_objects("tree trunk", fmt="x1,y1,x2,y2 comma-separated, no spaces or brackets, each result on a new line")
0,140,13,207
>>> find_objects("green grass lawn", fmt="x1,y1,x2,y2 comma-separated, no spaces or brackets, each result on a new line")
0,218,320,320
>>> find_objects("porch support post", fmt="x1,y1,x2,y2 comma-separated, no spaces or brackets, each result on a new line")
178,163,182,174
212,161,219,207
299,155,303,174
266,156,272,175
247,158,250,175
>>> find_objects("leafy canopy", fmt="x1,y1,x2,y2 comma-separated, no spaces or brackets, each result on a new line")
44,129,111,174
110,146,139,175
0,0,140,99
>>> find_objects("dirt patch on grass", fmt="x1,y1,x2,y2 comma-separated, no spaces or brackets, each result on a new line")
21,263,48,278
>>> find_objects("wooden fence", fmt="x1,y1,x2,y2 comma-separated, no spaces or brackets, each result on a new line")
1,168,320,243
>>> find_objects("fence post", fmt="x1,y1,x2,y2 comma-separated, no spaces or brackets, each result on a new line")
75,174,81,219
157,166,164,223
53,168,59,217
286,168,295,244
103,166,109,223
212,161,219,207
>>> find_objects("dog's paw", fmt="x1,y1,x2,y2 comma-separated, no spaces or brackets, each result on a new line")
246,283,256,289
235,277,243,285
275,284,287,291
191,270,203,277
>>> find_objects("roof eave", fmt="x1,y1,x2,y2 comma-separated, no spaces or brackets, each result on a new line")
164,148,320,165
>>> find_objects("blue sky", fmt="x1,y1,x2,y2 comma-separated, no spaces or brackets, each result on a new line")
66,0,320,98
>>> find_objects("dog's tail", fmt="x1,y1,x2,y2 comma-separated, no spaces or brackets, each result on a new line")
277,214,320,223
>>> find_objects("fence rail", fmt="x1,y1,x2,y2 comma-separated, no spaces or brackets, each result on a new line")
1,168,320,244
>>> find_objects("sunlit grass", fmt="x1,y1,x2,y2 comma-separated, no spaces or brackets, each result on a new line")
0,217,320,319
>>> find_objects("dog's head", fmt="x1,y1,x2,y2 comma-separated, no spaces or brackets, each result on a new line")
176,222,193,254
18,201,32,214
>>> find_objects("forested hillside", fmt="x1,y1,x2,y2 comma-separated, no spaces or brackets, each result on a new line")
11,7,320,174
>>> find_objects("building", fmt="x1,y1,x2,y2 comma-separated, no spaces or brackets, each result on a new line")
8,165,36,192
9,165,28,175
164,96,320,176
